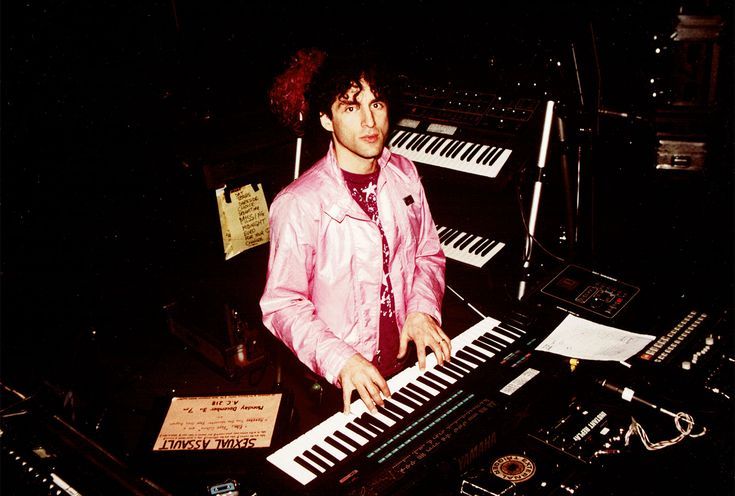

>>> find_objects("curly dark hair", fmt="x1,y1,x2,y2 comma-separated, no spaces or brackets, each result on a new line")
269,46,402,136
305,48,399,123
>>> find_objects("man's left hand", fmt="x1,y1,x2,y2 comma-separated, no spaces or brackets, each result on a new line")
397,312,451,371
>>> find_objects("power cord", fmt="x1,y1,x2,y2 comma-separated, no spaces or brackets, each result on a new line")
515,178,567,265
598,378,707,451
624,411,706,451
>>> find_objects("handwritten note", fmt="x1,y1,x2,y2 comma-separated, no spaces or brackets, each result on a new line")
535,314,655,362
153,393,282,451
216,183,269,260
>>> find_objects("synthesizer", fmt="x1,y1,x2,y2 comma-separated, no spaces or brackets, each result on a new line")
265,313,569,496
437,225,505,268
390,81,541,181
0,385,170,496
389,129,512,179
632,307,734,404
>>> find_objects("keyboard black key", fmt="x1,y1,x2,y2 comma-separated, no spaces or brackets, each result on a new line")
406,134,425,151
468,237,490,254
346,421,375,439
362,413,389,432
397,386,427,405
428,137,447,154
354,416,382,436
410,134,431,151
485,327,516,348
389,130,405,146
383,399,410,417
497,324,522,338
420,135,438,150
325,435,353,455
451,142,468,158
475,146,493,164
303,449,331,470
440,140,458,157
472,338,498,354
452,233,470,248
481,147,497,165
448,355,474,372
458,234,477,250
404,382,434,401
416,136,437,152
440,362,468,379
334,430,362,450
395,131,413,147
504,321,526,334
377,405,401,423
466,144,484,161
425,371,452,388
434,364,462,381
391,391,422,410
478,334,504,349
417,375,445,393
460,143,478,161
439,227,456,242
450,140,468,157
312,444,339,465
484,147,503,165
444,230,463,245
480,240,499,256
294,455,323,476
456,349,484,366
462,345,490,361
404,133,423,149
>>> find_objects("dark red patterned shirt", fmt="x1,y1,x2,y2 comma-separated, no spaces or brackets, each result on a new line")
342,168,403,378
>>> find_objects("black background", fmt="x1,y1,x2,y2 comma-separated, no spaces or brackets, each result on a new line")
1,1,733,494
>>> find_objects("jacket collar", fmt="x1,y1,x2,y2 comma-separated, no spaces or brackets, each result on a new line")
323,143,395,222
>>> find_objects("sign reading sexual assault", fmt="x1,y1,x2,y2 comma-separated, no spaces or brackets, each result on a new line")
153,393,282,451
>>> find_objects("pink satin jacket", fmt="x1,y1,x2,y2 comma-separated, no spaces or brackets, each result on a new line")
260,145,446,385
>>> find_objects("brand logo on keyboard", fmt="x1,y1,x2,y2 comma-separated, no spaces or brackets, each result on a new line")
491,454,536,482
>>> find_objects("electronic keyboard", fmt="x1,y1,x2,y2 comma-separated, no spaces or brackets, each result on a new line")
437,225,505,268
265,314,560,495
389,129,512,178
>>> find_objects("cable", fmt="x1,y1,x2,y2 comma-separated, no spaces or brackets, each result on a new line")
624,412,706,451
446,284,486,319
515,178,568,265
598,378,707,451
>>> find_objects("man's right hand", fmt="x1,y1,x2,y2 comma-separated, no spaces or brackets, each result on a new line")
338,354,391,414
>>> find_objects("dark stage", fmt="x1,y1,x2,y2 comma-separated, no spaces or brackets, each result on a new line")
2,1,734,495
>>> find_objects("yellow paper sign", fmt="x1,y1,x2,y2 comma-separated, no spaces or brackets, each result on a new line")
216,183,270,260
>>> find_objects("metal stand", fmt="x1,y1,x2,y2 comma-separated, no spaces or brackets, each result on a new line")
517,100,555,300
293,112,303,180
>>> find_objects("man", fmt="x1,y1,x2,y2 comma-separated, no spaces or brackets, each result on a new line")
260,50,450,415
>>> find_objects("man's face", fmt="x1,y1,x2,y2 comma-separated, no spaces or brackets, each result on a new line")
320,79,389,172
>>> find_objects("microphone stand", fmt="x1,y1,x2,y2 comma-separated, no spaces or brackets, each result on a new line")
556,112,578,255
293,112,303,180
517,100,555,300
